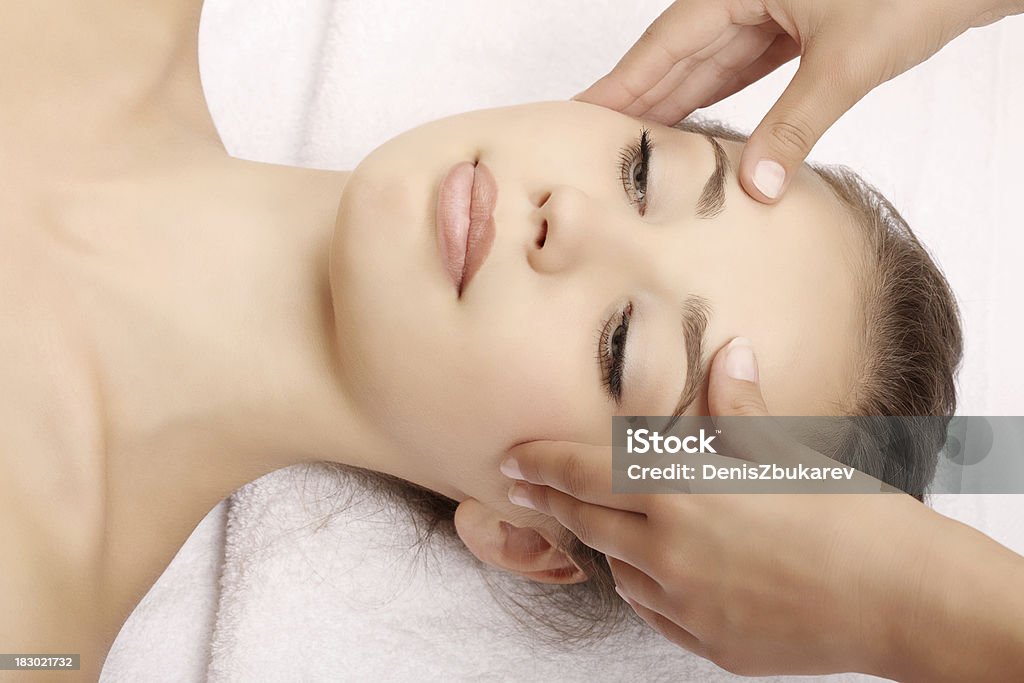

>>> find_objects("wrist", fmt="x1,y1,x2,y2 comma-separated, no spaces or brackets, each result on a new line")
875,505,1024,682
854,496,943,678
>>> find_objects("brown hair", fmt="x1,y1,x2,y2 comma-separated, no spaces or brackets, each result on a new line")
674,119,963,500
319,117,963,643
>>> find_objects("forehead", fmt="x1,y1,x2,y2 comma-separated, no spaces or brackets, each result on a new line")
695,140,866,415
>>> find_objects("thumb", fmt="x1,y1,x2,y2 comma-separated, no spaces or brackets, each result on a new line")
707,337,768,417
739,44,878,203
707,337,795,464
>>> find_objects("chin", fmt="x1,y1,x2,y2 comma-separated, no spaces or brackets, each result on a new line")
333,169,436,303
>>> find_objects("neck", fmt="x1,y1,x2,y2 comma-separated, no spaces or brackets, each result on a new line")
91,152,460,633
76,1,458,630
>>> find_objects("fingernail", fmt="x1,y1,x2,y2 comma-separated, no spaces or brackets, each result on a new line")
725,337,759,383
499,456,525,480
507,483,537,510
752,159,785,199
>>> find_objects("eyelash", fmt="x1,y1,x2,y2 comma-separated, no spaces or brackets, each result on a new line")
617,127,654,217
596,128,651,405
596,301,633,404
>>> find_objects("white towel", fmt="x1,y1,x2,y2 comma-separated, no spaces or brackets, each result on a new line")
101,1,1024,681
100,500,226,681
204,463,887,683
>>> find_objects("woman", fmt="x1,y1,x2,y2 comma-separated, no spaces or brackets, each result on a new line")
0,1,960,679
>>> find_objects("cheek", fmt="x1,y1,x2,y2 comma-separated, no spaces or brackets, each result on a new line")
489,344,613,448
506,371,577,439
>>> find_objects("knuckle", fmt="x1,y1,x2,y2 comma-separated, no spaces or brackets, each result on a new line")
565,506,591,546
561,454,589,499
728,392,764,416
644,504,679,547
639,23,663,48
529,485,552,514
516,457,538,482
705,55,736,84
827,46,881,94
636,22,674,61
631,91,659,112
646,542,675,578
766,116,815,157
704,599,760,675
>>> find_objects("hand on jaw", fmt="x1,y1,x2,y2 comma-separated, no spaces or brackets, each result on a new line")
499,339,1023,679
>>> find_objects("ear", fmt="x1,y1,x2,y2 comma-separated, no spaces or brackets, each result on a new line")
453,498,587,584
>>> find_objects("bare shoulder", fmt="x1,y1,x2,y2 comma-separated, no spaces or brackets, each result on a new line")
0,1,209,176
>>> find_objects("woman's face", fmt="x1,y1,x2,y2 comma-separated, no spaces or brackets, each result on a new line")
330,101,863,501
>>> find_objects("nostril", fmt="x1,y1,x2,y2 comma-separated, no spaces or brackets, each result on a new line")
535,219,548,248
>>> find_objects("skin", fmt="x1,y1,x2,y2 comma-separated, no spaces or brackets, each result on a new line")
1,0,868,677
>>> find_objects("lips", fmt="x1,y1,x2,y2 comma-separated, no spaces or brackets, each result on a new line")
435,160,497,296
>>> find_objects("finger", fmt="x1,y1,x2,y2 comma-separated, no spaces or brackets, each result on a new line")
608,557,698,641
623,25,741,121
699,33,800,108
609,562,704,656
628,601,704,655
739,43,880,202
706,337,803,465
706,339,884,489
503,440,648,513
572,1,737,113
630,602,704,655
707,336,773,424
641,25,779,124
607,556,667,605
507,481,649,563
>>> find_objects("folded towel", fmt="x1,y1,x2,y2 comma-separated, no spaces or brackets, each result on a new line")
204,463,888,683
100,500,226,682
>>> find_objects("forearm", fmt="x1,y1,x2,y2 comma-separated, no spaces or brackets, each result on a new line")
879,508,1024,682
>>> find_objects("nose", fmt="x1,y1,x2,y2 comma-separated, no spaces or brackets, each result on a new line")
527,184,619,275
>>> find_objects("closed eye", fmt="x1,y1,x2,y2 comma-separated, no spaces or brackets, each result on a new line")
618,127,654,216
597,301,632,404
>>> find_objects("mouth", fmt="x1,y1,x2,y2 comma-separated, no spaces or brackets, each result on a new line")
435,160,497,297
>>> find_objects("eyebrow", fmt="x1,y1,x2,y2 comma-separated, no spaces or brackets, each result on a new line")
694,135,729,219
664,295,712,433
